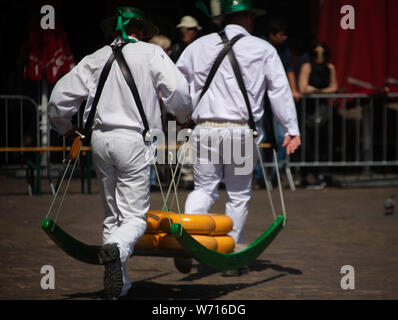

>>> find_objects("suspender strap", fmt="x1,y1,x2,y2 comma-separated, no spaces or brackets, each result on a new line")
219,31,258,136
113,43,150,139
198,31,258,136
198,33,245,102
82,50,116,137
82,42,150,140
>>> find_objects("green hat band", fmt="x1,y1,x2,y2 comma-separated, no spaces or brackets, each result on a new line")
115,7,145,43
222,0,253,14
196,0,254,18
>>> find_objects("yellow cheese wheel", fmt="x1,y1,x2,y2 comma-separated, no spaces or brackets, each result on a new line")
214,236,235,253
159,214,216,235
135,233,166,251
159,234,217,251
145,210,176,233
207,214,233,235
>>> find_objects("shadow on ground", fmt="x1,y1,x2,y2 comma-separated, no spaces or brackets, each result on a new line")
62,274,286,300
180,259,302,281
62,260,302,300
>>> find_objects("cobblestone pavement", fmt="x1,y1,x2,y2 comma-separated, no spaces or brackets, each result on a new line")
0,175,397,300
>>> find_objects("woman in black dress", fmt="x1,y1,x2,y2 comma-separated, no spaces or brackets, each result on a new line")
297,42,338,189
299,42,338,94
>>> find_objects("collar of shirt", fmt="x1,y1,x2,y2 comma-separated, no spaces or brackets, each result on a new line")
110,36,139,46
223,24,251,37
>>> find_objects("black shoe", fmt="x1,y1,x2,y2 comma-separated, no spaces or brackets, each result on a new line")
98,243,123,300
222,266,249,277
174,257,193,274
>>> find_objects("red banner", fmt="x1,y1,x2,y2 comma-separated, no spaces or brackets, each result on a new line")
317,0,398,93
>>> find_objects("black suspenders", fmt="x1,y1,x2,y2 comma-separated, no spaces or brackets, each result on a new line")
113,43,150,138
83,42,150,140
82,49,115,138
198,31,258,137
199,33,245,102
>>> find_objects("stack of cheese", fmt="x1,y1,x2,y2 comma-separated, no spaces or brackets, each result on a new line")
135,210,235,254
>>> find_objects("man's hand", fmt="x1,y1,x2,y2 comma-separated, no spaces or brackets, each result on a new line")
282,135,301,155
64,127,85,142
64,127,79,142
292,90,301,103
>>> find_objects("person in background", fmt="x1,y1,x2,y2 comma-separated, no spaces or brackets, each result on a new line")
170,15,202,63
150,34,172,56
297,42,338,189
298,42,338,94
254,18,300,188
265,19,301,102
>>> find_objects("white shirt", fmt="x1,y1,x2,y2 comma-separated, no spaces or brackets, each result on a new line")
48,37,192,135
176,24,300,136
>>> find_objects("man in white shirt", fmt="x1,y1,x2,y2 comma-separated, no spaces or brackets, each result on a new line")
48,7,192,298
176,0,300,275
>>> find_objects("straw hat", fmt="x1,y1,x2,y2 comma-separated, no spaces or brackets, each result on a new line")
176,16,202,30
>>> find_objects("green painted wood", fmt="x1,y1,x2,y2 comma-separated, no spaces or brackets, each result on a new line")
41,218,102,265
170,215,285,270
41,218,192,264
41,215,285,269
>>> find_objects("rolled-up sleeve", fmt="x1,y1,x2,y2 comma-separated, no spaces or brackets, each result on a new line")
265,49,300,136
48,60,89,135
150,48,192,124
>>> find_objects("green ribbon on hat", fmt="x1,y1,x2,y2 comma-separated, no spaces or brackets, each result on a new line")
115,7,145,43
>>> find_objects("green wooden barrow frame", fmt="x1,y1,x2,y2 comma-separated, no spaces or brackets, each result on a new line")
41,215,285,270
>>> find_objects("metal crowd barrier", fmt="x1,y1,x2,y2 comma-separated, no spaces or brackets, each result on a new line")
289,93,398,167
0,95,40,166
0,95,92,195
2,93,397,194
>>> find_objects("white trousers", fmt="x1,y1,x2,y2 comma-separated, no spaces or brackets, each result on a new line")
184,125,259,244
91,128,151,292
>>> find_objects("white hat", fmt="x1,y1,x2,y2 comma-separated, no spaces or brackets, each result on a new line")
176,16,202,30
